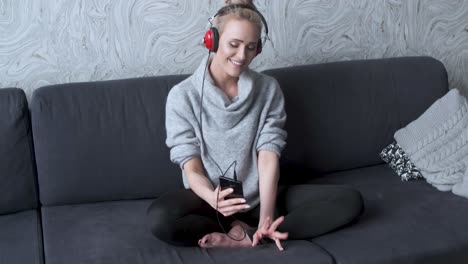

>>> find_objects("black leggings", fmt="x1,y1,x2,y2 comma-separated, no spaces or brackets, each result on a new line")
147,184,364,247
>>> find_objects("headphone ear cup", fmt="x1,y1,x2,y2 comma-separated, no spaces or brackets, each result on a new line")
212,27,219,52
256,38,262,55
204,27,219,52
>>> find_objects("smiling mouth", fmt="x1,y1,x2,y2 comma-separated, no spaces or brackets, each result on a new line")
229,59,244,67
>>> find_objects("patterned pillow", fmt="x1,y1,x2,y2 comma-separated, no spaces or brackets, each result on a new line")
380,142,423,181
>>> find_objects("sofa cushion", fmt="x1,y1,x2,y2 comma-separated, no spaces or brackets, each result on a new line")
379,141,423,181
31,76,188,206
0,88,38,214
41,200,334,264
0,210,44,264
309,164,468,264
263,56,448,177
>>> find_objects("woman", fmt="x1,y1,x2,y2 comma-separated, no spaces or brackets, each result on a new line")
147,0,363,251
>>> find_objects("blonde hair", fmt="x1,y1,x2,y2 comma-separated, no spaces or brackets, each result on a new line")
214,0,263,36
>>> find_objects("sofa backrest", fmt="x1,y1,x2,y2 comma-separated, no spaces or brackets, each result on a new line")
31,76,187,206
30,56,449,204
0,88,38,214
263,56,448,178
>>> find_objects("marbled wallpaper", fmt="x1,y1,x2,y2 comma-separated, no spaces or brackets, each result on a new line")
1,0,467,98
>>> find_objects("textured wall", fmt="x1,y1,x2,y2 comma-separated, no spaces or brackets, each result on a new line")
1,0,467,98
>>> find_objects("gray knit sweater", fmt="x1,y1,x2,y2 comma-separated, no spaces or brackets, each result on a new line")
394,88,468,198
165,56,287,207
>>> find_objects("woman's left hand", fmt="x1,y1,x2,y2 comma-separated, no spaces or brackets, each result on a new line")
252,216,289,251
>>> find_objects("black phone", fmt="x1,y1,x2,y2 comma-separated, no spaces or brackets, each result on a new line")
219,176,244,199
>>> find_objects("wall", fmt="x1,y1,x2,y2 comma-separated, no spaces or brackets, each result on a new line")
1,0,467,98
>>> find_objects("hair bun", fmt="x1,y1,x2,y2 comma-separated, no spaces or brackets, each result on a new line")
225,0,254,6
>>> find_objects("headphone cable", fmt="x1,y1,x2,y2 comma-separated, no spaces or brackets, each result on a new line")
199,51,247,242
199,51,224,176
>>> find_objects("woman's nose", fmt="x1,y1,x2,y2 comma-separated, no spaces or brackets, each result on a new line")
237,46,247,59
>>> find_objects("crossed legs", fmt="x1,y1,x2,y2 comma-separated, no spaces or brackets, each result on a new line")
147,184,364,247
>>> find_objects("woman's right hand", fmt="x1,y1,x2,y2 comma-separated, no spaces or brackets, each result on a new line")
210,186,250,217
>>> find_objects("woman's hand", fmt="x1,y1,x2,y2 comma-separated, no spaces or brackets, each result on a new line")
209,186,250,217
252,216,289,251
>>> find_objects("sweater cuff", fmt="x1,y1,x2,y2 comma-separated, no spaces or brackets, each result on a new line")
257,143,283,157
170,144,201,168
179,155,200,170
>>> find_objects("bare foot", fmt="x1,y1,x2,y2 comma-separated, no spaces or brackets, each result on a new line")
198,223,252,248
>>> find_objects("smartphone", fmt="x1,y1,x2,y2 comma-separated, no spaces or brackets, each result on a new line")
219,176,244,199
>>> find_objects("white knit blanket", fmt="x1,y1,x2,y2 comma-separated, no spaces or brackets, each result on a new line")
394,88,468,198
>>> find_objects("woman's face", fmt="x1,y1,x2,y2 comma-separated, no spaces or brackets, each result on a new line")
212,18,260,79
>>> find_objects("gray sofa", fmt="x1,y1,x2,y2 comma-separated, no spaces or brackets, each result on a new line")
2,56,468,264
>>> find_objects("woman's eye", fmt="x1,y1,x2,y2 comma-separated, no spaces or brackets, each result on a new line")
229,42,256,51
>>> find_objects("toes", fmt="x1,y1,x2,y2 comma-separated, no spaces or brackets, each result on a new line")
199,234,213,248
199,235,207,246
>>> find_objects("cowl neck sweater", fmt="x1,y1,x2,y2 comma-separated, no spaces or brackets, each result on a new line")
191,57,256,127
165,55,287,208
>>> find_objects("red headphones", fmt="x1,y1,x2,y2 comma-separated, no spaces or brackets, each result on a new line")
203,4,269,55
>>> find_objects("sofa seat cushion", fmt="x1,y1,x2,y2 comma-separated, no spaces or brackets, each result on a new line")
309,164,468,264
41,199,334,264
0,210,44,264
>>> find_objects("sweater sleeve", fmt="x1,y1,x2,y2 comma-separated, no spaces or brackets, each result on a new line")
165,87,201,169
256,78,287,156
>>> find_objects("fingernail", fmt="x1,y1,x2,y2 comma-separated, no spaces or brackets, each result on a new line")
241,199,246,203
245,205,250,208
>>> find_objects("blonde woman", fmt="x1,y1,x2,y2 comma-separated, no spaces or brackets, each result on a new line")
147,0,363,251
